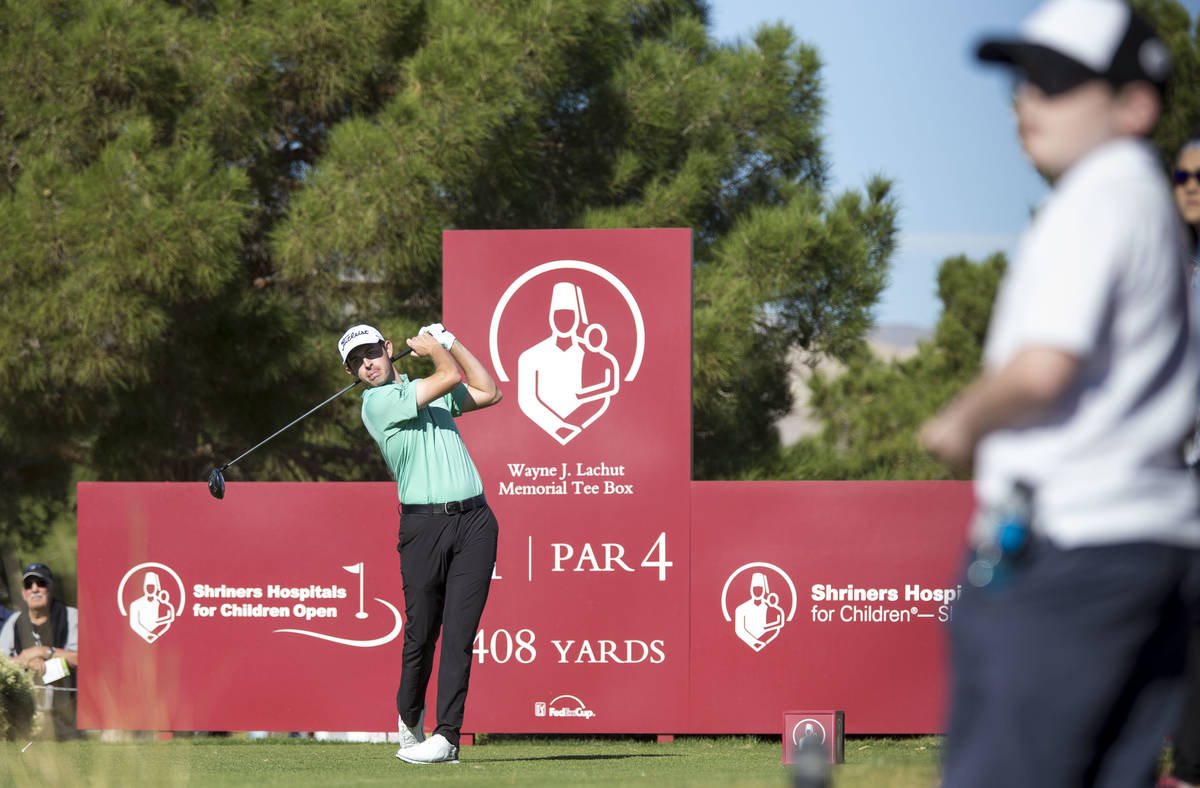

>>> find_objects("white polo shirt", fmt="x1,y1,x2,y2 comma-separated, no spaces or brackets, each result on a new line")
976,138,1200,548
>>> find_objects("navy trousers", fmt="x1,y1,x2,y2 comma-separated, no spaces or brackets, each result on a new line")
1169,609,1200,782
942,540,1200,788
395,504,498,747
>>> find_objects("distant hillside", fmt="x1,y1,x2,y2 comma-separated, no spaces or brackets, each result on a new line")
869,324,931,350
775,324,932,446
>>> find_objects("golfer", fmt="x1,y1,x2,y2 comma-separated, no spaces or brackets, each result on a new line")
338,321,502,765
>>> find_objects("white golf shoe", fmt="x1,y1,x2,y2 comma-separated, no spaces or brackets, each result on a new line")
394,710,425,756
395,733,459,764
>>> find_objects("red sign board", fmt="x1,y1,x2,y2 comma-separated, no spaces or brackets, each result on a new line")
75,230,977,736
77,480,973,733
443,229,694,732
77,482,406,732
688,482,972,734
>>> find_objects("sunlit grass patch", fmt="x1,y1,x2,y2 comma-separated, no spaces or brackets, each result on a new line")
1,733,945,787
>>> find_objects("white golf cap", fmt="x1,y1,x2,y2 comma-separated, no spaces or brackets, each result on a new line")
976,0,1169,96
337,324,385,363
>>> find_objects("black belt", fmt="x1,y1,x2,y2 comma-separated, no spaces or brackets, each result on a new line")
400,494,487,515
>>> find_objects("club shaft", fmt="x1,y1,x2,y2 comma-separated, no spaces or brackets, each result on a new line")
220,347,414,472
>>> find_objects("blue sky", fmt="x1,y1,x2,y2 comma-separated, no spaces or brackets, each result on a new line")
707,0,1199,329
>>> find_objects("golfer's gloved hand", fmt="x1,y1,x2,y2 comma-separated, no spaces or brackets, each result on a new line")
419,323,456,350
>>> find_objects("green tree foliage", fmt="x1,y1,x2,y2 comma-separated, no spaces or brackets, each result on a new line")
774,254,1005,480
0,0,898,550
0,0,421,549
1139,0,1200,164
272,5,897,479
691,177,896,477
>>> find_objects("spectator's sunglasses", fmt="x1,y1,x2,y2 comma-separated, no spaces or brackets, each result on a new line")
1174,169,1200,186
23,577,49,589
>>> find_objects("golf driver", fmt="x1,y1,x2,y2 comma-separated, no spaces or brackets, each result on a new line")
207,347,414,499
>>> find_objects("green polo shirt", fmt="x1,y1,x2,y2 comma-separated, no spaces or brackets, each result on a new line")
360,375,484,505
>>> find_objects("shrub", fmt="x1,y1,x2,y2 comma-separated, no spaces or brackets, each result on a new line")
0,658,36,740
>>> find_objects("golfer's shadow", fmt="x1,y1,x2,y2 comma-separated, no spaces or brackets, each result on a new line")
471,753,682,763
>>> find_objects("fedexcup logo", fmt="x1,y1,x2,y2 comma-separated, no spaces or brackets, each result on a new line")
721,562,797,652
489,260,645,445
118,562,186,644
535,694,597,719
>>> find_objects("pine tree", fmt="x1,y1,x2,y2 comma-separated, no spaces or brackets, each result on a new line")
0,0,897,552
777,254,1005,480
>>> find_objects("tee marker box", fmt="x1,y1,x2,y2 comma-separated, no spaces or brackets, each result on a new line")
782,710,844,764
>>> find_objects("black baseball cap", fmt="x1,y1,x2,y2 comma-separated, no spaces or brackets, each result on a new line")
976,0,1170,96
22,563,54,585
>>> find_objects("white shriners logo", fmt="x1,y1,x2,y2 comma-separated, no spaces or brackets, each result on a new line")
489,261,645,445
791,718,828,748
535,694,597,719
720,562,797,652
118,562,186,644
116,561,403,647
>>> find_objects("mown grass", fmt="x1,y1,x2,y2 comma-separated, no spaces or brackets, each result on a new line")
0,734,943,787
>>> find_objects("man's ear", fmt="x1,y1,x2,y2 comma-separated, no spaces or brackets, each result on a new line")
1115,81,1162,137
383,339,394,359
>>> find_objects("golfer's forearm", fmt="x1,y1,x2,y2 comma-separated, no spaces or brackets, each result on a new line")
430,347,465,389
451,342,502,406
413,351,462,407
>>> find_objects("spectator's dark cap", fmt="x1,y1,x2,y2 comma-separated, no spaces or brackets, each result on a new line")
976,0,1170,96
22,563,54,585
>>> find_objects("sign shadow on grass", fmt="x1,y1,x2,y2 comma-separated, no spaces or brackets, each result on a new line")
470,753,684,763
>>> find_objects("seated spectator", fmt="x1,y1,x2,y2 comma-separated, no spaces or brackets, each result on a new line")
0,563,80,740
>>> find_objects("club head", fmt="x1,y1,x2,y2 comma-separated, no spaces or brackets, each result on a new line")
207,467,226,500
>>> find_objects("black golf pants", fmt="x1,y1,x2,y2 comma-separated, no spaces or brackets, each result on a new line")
395,504,498,747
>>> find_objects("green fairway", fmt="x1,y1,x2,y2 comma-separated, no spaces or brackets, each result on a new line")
1,735,943,787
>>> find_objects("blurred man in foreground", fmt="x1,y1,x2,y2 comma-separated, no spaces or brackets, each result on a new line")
921,1,1200,785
